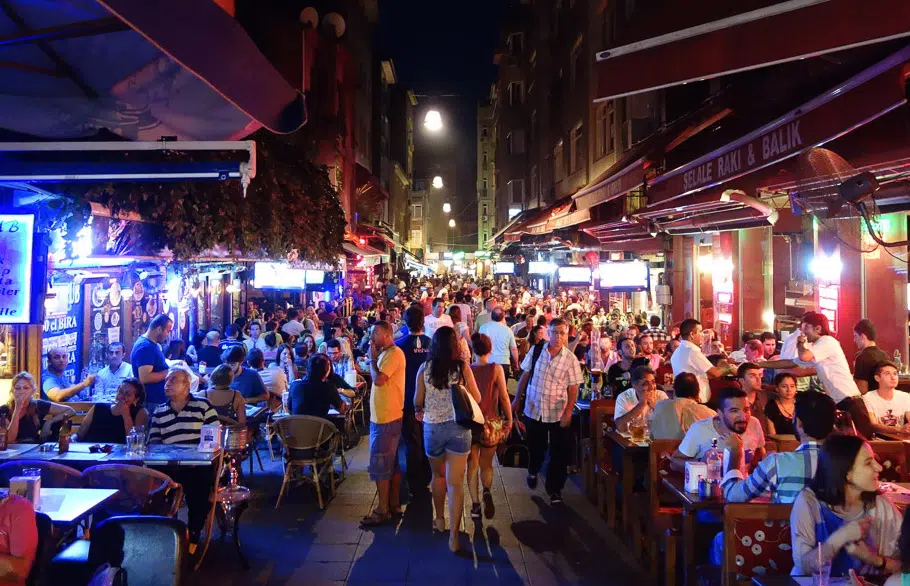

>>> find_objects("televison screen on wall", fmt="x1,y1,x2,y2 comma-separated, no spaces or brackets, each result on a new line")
493,262,515,274
556,266,591,283
599,260,650,290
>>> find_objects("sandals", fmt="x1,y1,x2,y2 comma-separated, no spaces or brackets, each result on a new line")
360,509,392,527
483,489,495,519
433,518,447,533
470,502,482,520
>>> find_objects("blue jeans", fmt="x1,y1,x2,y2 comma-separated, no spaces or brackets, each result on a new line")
368,419,402,481
424,420,471,458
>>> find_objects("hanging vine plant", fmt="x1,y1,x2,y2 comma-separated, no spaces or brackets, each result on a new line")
46,123,348,263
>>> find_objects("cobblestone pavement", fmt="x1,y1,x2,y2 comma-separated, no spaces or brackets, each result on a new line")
191,437,644,585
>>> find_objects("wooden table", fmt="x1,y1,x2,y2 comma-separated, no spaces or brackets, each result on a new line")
0,443,220,467
662,473,728,586
603,428,650,535
0,487,118,526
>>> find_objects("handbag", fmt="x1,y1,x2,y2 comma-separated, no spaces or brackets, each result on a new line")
451,371,484,432
481,415,510,448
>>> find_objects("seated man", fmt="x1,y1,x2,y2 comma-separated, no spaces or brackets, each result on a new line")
722,391,836,503
737,362,771,436
650,373,715,440
148,369,218,553
222,346,268,405
862,361,910,434
671,386,766,472
613,366,669,432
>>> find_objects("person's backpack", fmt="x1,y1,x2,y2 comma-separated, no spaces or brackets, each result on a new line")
526,341,546,385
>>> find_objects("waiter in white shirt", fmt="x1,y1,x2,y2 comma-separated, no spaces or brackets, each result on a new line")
423,298,454,339
671,319,735,403
763,312,873,438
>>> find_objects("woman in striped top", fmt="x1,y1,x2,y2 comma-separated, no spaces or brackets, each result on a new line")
148,369,218,551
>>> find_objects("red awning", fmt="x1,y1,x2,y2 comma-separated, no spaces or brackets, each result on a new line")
634,189,777,236
595,0,910,101
646,45,910,205
573,158,647,211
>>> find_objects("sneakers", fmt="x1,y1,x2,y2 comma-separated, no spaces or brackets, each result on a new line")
470,502,482,520
482,489,495,519
526,474,538,489
549,492,563,505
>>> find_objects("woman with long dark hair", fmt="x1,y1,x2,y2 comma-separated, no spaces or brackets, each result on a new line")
414,326,481,553
790,433,901,578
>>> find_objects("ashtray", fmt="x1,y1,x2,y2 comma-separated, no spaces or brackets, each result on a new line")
88,444,114,454
38,443,56,453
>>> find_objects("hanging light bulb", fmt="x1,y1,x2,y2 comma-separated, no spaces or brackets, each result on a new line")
424,109,443,132
432,176,444,189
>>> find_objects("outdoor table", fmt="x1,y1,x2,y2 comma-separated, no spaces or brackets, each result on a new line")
750,578,802,586
0,487,118,526
603,427,650,535
572,400,591,470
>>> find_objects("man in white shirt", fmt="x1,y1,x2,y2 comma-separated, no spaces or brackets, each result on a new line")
474,298,497,332
671,319,735,403
479,308,519,379
281,309,306,338
423,298,454,339
613,365,669,431
243,321,265,354
862,362,910,432
453,291,474,335
764,312,873,438
671,386,766,471
95,342,132,397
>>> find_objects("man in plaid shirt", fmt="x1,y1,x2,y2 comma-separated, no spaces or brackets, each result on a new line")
512,317,584,504
721,391,836,503
640,315,669,342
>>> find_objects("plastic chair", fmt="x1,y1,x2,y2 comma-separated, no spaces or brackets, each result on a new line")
0,460,82,488
82,464,183,518
274,415,339,509
87,515,187,586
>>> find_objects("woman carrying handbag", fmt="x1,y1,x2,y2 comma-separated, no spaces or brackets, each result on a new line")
414,326,482,553
467,333,513,521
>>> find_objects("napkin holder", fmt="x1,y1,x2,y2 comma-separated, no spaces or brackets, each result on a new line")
198,424,222,452
685,461,707,493
10,475,40,509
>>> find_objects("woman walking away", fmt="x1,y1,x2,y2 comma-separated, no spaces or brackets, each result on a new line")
467,333,512,520
415,326,482,553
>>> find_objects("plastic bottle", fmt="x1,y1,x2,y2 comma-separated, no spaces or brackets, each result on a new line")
705,437,723,481
127,426,138,456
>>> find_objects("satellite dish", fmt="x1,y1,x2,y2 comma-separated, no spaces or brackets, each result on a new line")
299,7,319,28
323,12,346,38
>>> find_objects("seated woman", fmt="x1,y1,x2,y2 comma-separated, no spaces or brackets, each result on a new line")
0,492,38,586
791,433,902,578
148,369,218,552
202,365,246,426
76,378,149,444
0,372,74,443
288,354,348,419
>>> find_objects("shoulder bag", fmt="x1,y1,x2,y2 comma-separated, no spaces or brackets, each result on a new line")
451,367,484,432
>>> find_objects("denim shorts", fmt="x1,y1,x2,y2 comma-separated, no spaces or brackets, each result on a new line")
424,420,471,458
368,418,402,481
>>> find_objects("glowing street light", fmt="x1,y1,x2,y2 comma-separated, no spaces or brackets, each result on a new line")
432,176,444,189
448,219,456,228
424,109,443,132
442,202,452,213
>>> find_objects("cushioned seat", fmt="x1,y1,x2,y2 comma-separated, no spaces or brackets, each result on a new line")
48,540,93,586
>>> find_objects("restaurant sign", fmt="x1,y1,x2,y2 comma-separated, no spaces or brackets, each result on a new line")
0,214,35,324
648,49,910,204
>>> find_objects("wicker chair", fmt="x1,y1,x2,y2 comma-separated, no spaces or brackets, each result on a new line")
82,464,183,518
274,415,339,509
0,460,82,488
351,375,368,430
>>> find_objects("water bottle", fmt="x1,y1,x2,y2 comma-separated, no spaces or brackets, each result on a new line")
127,426,138,456
705,438,723,481
893,350,902,373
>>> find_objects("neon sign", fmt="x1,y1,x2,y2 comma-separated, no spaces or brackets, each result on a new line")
0,214,35,324
818,284,839,332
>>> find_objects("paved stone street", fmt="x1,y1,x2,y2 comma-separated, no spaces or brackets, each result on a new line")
191,436,644,585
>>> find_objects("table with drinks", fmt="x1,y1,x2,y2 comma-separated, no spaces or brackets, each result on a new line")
604,426,650,534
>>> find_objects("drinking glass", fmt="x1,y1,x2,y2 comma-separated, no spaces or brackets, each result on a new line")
814,558,831,586
630,417,645,441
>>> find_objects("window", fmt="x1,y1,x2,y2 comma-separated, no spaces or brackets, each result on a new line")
530,165,539,205
530,110,537,144
570,37,583,89
481,127,489,141
482,204,489,217
508,179,525,205
482,178,489,194
482,151,488,169
412,204,423,219
554,141,565,180
507,130,525,154
410,229,422,244
570,124,584,173
595,102,615,158
482,233,488,243
508,33,524,55
508,82,524,106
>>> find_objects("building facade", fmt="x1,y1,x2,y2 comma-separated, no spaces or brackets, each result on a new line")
477,97,496,249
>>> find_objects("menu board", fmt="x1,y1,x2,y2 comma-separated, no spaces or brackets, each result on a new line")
87,281,123,367
0,214,36,324
42,284,83,380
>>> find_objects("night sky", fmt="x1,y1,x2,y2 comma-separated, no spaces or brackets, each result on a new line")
379,1,505,246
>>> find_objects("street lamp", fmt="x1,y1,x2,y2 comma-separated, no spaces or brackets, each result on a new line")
448,218,456,252
442,202,451,213
432,176,444,189
448,218,456,228
424,109,443,132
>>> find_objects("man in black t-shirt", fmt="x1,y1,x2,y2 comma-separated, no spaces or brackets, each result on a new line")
853,319,891,394
606,337,648,398
395,305,432,498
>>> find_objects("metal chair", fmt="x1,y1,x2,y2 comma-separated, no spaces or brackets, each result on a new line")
352,375,368,429
82,464,183,518
0,460,83,488
274,415,339,509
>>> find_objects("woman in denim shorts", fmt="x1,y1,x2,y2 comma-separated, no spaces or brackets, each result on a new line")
415,326,482,553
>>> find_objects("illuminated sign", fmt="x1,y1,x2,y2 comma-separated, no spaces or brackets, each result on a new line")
494,262,515,274
306,270,325,284
598,260,649,290
528,261,556,275
0,214,35,324
254,262,306,290
818,284,839,332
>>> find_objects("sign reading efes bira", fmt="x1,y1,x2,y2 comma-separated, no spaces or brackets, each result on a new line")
0,214,34,324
